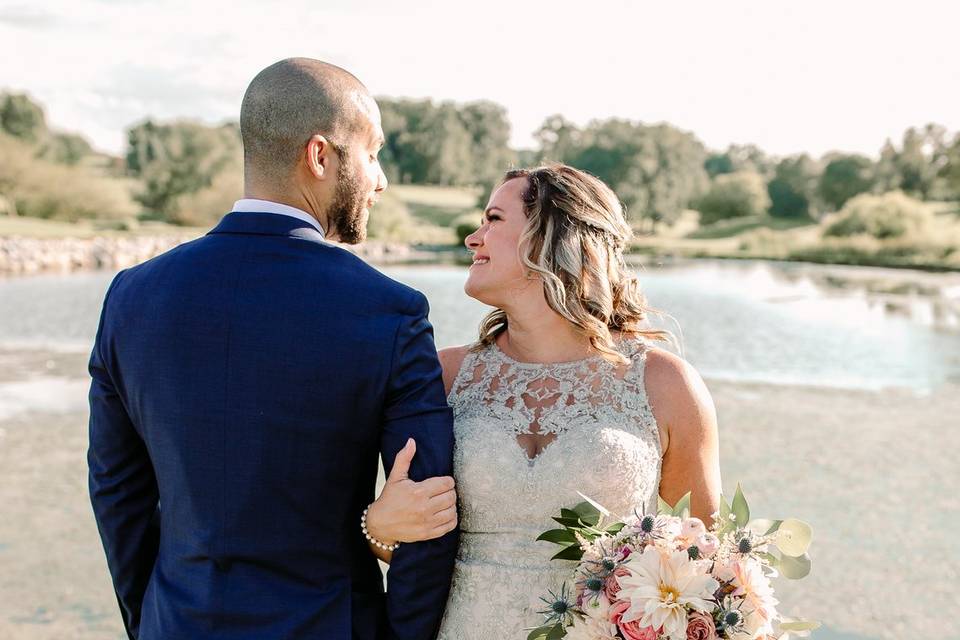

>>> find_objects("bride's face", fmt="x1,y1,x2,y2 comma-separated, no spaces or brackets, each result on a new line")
463,178,532,307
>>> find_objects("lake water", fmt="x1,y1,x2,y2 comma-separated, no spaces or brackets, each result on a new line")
2,259,958,392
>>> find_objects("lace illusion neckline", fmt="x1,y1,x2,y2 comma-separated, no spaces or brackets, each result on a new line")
488,340,606,369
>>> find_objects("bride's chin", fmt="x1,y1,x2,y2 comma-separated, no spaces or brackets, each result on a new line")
464,280,495,306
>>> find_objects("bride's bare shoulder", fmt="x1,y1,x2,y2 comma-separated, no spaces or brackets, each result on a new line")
438,345,472,396
641,344,718,453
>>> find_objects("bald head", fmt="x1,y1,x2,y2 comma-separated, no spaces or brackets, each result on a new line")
240,58,372,181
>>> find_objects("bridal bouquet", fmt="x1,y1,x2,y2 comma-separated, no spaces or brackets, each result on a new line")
529,486,817,640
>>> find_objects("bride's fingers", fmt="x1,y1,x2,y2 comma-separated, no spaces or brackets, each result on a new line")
418,476,456,498
428,489,457,513
429,506,458,537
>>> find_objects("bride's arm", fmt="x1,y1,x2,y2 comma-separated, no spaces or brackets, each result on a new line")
644,347,722,527
365,346,469,563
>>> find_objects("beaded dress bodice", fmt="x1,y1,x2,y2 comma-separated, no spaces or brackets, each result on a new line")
436,338,663,639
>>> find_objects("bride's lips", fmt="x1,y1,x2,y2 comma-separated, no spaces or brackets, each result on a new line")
470,255,489,267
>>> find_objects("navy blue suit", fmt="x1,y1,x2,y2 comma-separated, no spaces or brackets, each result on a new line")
88,211,458,640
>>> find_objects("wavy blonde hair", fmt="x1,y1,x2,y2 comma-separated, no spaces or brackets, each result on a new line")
474,163,674,364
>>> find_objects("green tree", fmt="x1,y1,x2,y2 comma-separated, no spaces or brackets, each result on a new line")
941,132,960,200
417,102,474,185
458,101,515,186
39,132,93,165
704,152,735,178
552,119,708,231
873,139,901,193
0,93,47,142
534,114,582,162
767,154,818,219
824,191,933,239
125,120,242,221
895,124,949,199
818,154,874,211
695,171,770,225
379,98,434,184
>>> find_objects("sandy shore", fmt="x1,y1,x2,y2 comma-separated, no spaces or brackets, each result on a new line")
0,349,957,640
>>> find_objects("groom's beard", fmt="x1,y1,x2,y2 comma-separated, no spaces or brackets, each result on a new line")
327,154,367,245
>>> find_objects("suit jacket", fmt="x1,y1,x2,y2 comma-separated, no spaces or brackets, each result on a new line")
87,211,458,639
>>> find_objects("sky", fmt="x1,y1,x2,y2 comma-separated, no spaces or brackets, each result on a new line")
2,0,959,158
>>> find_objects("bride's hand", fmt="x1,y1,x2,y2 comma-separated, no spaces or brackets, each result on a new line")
366,439,458,547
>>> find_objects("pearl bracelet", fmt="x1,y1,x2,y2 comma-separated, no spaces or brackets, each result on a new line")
361,506,400,552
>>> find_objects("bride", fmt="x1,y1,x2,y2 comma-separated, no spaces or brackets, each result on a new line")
365,163,722,639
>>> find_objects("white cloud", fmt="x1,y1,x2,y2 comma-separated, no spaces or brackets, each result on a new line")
1,0,958,157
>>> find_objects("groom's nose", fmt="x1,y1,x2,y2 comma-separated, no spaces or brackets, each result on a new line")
375,166,388,193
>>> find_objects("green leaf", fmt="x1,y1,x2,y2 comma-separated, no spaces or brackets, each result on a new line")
560,508,581,521
527,624,559,640
537,529,579,545
748,518,783,537
605,522,626,535
551,544,585,561
575,492,611,518
756,551,780,567
731,483,750,528
671,492,691,518
552,516,583,528
778,552,812,579
775,518,813,557
657,495,673,515
571,501,602,527
546,623,567,639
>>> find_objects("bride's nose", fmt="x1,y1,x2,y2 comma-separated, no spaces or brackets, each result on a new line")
465,227,483,250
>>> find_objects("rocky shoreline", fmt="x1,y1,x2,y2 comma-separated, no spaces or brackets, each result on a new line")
0,235,430,275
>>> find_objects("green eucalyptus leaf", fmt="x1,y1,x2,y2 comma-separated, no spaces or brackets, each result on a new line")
731,484,750,527
778,552,812,579
671,492,691,518
756,551,780,567
537,529,579,545
552,544,586,561
776,519,813,557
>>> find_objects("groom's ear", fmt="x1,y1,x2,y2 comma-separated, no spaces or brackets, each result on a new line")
304,134,334,180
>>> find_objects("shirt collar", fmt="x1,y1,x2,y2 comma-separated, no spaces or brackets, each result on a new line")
232,199,325,237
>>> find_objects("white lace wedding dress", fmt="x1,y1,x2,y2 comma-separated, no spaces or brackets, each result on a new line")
436,338,663,639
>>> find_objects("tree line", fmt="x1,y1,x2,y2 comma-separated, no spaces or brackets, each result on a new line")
2,91,960,232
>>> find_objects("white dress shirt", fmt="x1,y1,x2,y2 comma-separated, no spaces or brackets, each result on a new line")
232,199,325,237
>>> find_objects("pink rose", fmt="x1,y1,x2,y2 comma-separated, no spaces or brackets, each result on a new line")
682,517,707,540
609,599,659,640
696,533,720,557
604,566,631,600
686,611,718,640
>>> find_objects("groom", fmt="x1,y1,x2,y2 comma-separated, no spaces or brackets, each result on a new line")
87,58,458,639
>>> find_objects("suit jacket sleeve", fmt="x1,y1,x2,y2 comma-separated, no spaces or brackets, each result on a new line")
87,272,160,640
381,290,458,640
